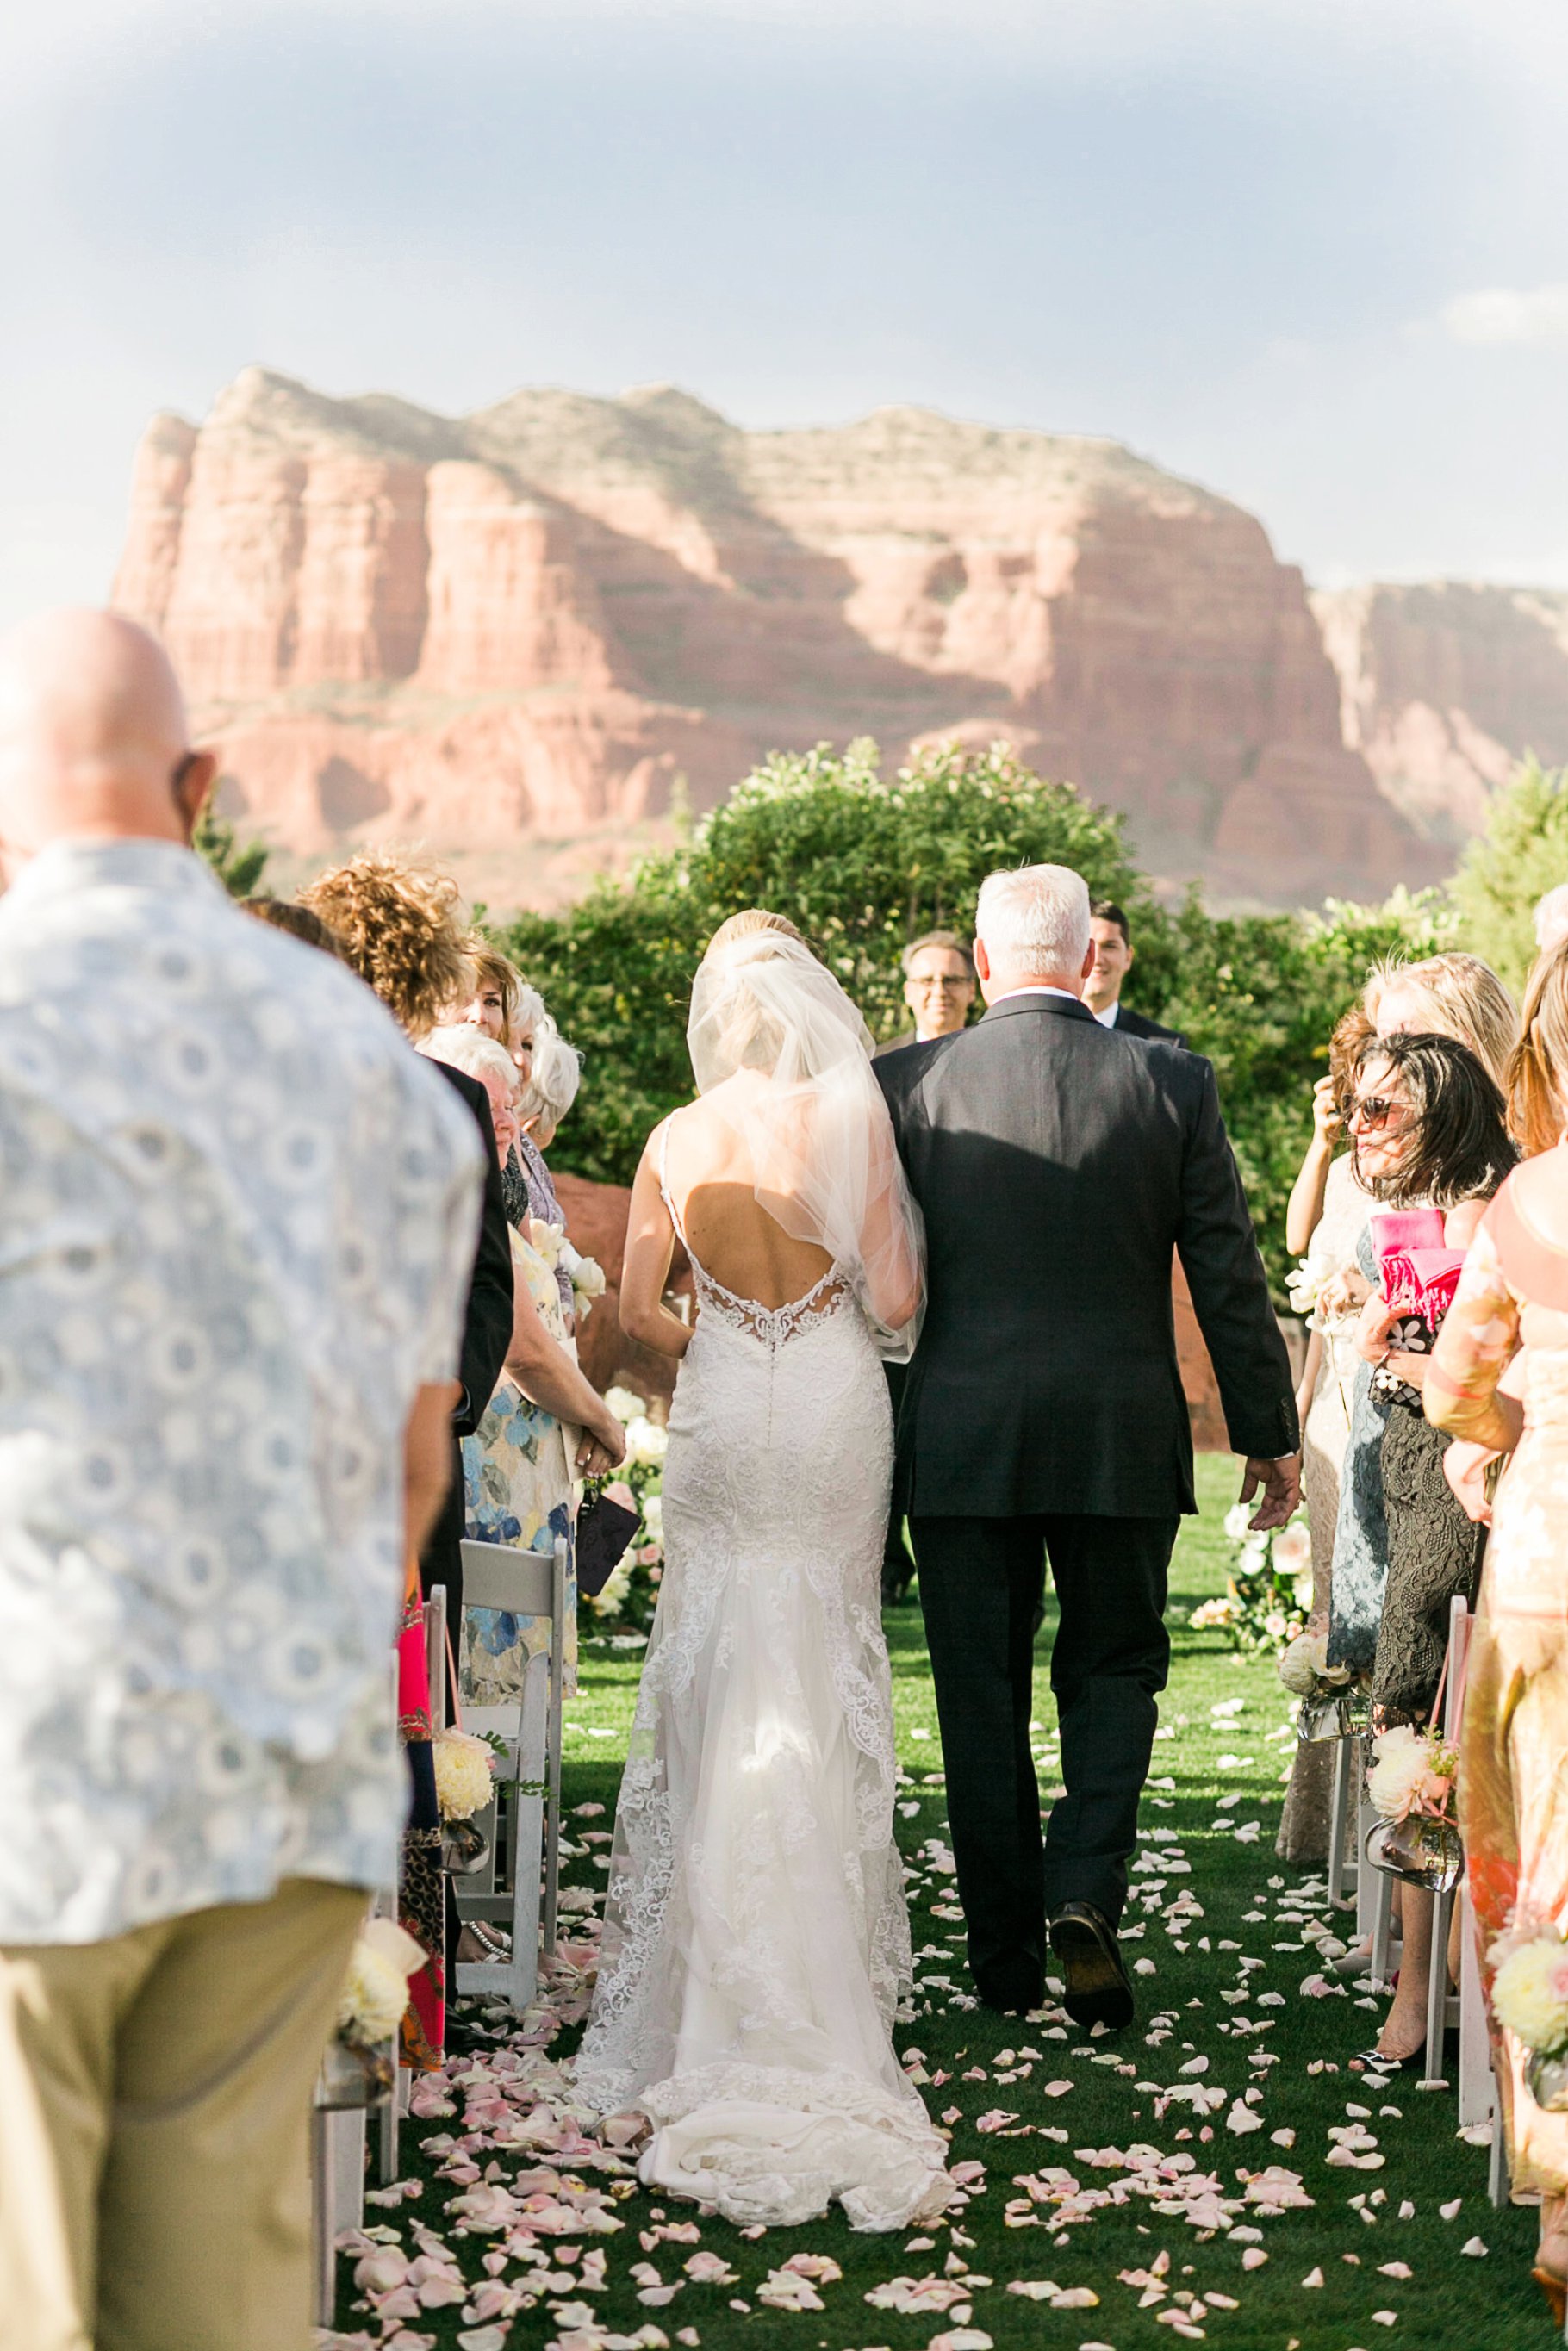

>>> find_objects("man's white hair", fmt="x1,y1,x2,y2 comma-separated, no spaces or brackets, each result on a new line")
519,1015,582,1127
975,863,1092,976
1536,883,1568,952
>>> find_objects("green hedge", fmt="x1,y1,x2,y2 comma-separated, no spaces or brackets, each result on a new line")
496,742,1453,1289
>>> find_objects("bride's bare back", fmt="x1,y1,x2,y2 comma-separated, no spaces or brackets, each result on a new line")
620,1077,842,1356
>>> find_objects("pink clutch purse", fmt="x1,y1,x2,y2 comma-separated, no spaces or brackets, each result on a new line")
1370,1210,1463,1328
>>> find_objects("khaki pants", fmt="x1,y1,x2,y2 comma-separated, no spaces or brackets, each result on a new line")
0,1877,365,2351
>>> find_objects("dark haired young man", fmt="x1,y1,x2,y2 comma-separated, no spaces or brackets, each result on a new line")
1086,901,1185,1045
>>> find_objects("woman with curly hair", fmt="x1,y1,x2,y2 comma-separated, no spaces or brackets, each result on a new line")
301,851,472,1038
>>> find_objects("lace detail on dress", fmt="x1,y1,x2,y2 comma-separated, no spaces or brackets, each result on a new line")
656,1117,851,1347
571,1117,948,2230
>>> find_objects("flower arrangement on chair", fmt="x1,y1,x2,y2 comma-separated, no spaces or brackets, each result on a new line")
1490,1920,1568,2112
1363,1721,1463,1890
1278,1627,1372,1743
318,1919,427,2107
433,1726,498,1875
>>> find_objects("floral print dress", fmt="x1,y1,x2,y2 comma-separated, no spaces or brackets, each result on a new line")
460,1227,579,1705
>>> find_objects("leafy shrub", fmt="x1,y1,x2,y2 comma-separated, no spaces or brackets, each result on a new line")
1448,756,1568,992
496,741,1453,1287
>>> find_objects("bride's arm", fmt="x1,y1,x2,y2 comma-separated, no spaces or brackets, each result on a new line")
619,1136,693,1359
856,1113,924,1337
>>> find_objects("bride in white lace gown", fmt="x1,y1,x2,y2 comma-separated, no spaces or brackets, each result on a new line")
572,911,950,2230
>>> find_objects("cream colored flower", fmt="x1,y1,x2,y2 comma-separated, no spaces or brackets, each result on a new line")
528,1217,565,1268
570,1253,607,1299
1494,1933,1568,2056
604,1385,644,1426
339,1918,426,2044
1277,1632,1321,1698
1366,1724,1430,1821
432,1726,495,1820
625,1415,669,1468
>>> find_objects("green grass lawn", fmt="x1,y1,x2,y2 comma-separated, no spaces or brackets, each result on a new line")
339,1458,1547,2351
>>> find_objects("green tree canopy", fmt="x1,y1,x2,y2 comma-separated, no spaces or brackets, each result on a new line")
193,789,271,899
1448,756,1568,992
495,739,1450,1287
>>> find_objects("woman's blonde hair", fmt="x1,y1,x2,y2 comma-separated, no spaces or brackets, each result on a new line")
695,911,810,1077
1507,941,1568,1156
301,852,470,1038
1363,951,1516,1088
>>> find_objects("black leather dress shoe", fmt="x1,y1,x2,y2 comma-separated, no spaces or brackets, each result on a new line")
974,1960,1045,2015
1049,1901,1135,2031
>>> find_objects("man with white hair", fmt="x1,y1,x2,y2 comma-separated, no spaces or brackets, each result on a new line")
876,862,1298,2030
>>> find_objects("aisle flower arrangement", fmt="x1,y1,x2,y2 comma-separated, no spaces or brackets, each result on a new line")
1189,1505,1312,1654
1492,1921,1568,2109
1364,1721,1464,1889
1277,1627,1370,1742
321,1919,426,2105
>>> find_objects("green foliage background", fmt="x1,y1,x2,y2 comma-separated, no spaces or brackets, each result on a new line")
1448,753,1568,992
495,741,1482,1287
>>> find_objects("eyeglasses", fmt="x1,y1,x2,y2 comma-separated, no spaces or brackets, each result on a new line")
910,975,972,992
1348,1094,1404,1129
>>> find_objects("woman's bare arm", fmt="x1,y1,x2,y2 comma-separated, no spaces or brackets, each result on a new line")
505,1275,626,1471
620,1135,692,1359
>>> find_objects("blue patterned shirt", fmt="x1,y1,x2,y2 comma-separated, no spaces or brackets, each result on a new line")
0,841,482,1942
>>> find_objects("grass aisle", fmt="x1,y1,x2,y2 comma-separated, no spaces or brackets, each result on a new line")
334,1459,1546,2351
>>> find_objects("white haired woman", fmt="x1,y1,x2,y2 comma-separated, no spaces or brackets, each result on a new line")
515,1015,583,1321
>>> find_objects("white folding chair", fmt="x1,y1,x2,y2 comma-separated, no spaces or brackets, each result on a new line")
452,1535,567,2011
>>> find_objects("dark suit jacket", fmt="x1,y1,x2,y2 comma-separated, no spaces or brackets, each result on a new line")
1110,1002,1186,1048
420,1061,515,1609
875,992,1297,1520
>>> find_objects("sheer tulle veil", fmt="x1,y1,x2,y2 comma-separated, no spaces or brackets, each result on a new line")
686,924,925,1359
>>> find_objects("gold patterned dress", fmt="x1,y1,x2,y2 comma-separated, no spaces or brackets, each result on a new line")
1428,1161,1568,2195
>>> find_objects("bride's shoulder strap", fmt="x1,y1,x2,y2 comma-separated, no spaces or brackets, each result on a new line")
655,1115,688,1243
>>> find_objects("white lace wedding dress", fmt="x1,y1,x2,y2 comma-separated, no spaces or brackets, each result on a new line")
572,1133,950,2230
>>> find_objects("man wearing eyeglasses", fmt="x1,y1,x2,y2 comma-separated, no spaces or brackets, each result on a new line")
880,931,978,1054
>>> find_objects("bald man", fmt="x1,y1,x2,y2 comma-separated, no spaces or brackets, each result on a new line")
0,613,485,2351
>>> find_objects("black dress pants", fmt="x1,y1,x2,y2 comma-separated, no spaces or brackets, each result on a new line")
910,1512,1176,2000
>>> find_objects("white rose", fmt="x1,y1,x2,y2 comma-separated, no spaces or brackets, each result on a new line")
528,1217,565,1268
1277,1631,1320,1697
625,1415,669,1468
1286,1254,1328,1316
1493,1935,1568,2056
604,1385,644,1427
1272,1523,1311,1577
1223,1502,1254,1541
1366,1724,1428,1822
571,1253,607,1299
640,1492,663,1543
339,1919,425,2044
432,1726,496,1821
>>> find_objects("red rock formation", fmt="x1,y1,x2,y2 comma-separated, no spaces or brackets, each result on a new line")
1314,582,1568,847
114,367,1433,905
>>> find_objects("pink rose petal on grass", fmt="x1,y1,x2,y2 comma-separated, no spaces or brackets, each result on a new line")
683,2253,737,2286
975,2111,1020,2134
780,2254,842,2284
1241,2248,1268,2271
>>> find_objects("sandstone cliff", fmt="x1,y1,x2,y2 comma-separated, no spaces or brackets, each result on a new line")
115,366,1431,905
1313,581,1568,848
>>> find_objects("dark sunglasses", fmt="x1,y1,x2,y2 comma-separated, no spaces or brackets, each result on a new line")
1349,1093,1403,1129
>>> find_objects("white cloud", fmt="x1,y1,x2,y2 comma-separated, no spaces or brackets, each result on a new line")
1440,283,1568,347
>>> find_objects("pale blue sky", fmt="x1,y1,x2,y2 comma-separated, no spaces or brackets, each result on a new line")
3,0,1567,630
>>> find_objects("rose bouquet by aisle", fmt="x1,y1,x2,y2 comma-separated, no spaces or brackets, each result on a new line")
432,1726,497,1874
1188,1505,1313,1656
1491,1921,1568,2110
1364,1721,1463,1890
319,1918,427,2106
1277,1627,1371,1743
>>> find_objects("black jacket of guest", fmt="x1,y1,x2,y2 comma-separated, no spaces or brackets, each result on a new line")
420,1062,515,1611
875,992,1296,1521
1106,1002,1186,1048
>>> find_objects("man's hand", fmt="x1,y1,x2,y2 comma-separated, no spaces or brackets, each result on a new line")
1443,1438,1497,1526
1240,1452,1300,1531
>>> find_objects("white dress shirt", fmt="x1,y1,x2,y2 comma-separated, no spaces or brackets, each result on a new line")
0,842,483,1943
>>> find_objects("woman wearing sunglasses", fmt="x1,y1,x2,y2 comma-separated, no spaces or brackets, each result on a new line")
1335,1033,1515,2077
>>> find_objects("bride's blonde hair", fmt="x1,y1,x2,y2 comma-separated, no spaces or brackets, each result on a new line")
699,910,810,1073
